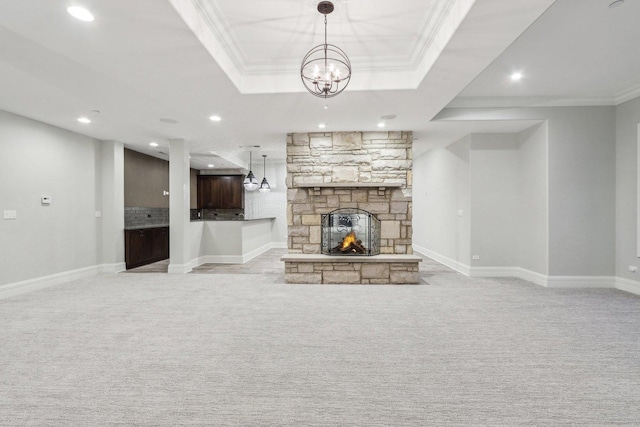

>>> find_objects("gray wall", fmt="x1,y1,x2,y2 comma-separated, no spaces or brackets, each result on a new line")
516,123,549,275
470,134,519,268
414,128,549,276
0,109,101,286
413,136,470,266
615,96,640,281
124,148,169,208
431,106,615,277
546,108,615,276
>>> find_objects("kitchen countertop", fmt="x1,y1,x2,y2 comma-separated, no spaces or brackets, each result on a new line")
124,224,169,231
190,217,275,222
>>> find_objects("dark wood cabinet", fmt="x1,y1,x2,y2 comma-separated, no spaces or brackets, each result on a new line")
125,226,169,269
197,175,244,209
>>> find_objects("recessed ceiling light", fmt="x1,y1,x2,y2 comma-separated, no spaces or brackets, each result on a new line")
77,117,91,124
377,122,385,128
67,6,95,22
149,142,158,147
318,123,326,129
209,115,221,122
510,72,523,81
609,0,624,7
208,164,214,168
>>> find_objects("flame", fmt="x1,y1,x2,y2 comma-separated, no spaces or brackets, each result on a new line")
341,231,357,249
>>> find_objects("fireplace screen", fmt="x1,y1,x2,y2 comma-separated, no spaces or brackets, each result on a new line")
321,208,380,256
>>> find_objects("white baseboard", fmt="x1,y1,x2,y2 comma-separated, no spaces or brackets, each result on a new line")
0,265,100,300
469,266,520,277
99,262,126,274
413,245,470,275
190,241,286,268
615,277,640,296
545,276,615,289
167,262,193,274
513,267,549,287
413,246,619,290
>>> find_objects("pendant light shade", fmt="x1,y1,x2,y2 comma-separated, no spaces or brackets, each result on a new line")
259,154,271,193
243,151,259,191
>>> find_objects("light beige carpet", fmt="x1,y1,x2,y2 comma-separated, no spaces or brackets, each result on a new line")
1,251,640,425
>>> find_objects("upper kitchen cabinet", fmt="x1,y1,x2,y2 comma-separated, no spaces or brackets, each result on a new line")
197,175,244,210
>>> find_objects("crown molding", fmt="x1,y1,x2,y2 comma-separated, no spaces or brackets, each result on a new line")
447,96,618,109
615,82,640,105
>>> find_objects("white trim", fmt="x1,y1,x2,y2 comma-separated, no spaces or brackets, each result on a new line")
615,277,640,296
513,267,549,287
191,241,285,267
241,242,275,263
616,83,640,105
0,265,100,300
468,266,548,287
167,262,193,274
469,266,520,277
412,246,620,289
543,276,615,289
447,95,616,108
413,245,470,275
99,262,127,274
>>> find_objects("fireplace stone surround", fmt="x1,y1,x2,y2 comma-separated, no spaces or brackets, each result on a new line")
281,131,421,284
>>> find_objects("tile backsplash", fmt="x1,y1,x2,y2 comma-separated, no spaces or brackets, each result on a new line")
125,207,169,228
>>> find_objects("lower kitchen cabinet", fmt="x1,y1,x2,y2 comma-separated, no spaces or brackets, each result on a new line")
125,226,169,269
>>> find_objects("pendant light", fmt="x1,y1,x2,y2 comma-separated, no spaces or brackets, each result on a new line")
300,1,351,99
259,154,271,193
243,151,259,191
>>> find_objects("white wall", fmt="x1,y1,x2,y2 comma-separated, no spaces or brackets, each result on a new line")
432,106,616,278
0,110,101,286
615,97,640,282
415,129,548,277
546,108,615,276
469,134,519,268
516,123,549,275
244,159,287,243
413,136,470,269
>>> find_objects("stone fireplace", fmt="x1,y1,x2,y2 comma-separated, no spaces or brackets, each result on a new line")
281,131,421,284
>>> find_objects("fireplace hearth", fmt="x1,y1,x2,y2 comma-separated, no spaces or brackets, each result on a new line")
321,208,380,256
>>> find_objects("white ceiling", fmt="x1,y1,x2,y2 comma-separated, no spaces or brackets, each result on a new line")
0,0,637,170
451,0,640,107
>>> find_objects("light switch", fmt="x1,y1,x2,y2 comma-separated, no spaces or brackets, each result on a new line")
3,210,17,220
41,196,51,205
95,211,102,218
457,209,464,217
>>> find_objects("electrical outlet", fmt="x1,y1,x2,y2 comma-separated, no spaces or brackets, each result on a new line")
629,266,638,273
3,210,17,220
472,255,480,260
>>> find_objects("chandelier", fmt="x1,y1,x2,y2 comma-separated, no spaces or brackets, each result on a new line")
300,1,351,99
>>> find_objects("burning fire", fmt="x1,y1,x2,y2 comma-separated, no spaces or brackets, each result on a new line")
341,231,357,249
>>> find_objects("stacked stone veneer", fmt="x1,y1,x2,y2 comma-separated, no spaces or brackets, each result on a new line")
286,131,413,254
284,131,419,284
